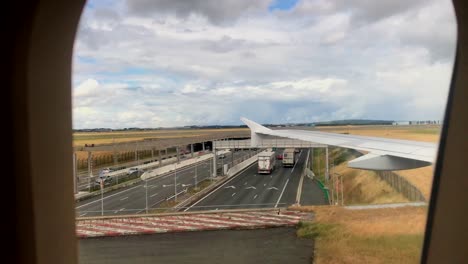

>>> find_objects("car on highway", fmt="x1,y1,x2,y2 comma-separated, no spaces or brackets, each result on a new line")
95,175,113,186
276,154,283,160
219,154,226,159
127,167,143,175
100,168,112,174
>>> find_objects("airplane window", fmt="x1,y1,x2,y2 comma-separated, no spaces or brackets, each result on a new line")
72,0,456,263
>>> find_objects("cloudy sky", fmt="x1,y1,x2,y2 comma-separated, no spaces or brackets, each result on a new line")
72,0,456,129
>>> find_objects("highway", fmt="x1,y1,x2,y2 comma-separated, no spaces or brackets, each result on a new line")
75,150,253,217
186,149,327,211
76,151,197,191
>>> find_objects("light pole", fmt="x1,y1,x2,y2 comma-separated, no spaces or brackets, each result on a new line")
340,173,344,206
100,178,104,216
221,154,224,176
332,172,343,206
209,158,213,182
145,176,148,214
174,162,178,202
194,157,198,191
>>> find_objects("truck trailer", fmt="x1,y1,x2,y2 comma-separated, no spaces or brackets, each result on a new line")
258,151,276,174
282,148,296,167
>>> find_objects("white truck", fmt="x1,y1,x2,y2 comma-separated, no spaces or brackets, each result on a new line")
257,151,276,174
282,148,296,167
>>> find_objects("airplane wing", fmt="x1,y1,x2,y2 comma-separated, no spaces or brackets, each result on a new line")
241,117,437,170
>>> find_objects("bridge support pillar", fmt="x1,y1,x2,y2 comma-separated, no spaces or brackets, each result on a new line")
134,149,138,161
176,147,180,162
151,149,154,160
191,144,194,158
202,142,205,151
212,141,217,178
158,149,162,166
87,151,93,192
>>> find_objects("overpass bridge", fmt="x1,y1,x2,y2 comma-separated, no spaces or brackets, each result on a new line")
213,138,327,149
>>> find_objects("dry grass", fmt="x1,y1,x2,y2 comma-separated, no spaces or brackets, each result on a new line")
293,205,427,264
333,162,409,205
75,151,115,160
316,125,440,143
73,128,248,146
394,166,434,200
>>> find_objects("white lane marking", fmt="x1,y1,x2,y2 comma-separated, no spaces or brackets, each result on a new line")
224,185,236,189
232,193,236,197
119,208,125,211
268,187,279,190
291,151,302,173
264,183,266,187
120,197,128,201
79,213,87,217
75,184,142,209
151,185,158,189
244,182,248,185
150,193,159,198
162,183,180,187
245,186,257,190
253,194,258,200
275,178,290,208
183,162,257,211
166,189,187,201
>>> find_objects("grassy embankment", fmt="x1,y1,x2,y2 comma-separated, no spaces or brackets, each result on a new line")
312,147,408,205
312,125,440,202
298,125,438,263
294,205,427,264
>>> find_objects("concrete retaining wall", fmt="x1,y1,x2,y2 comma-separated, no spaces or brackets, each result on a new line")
226,153,260,177
141,150,230,180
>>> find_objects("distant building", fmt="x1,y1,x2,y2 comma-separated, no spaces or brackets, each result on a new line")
393,121,410,125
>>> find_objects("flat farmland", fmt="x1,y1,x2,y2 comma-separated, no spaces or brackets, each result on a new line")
315,125,440,142
73,128,249,147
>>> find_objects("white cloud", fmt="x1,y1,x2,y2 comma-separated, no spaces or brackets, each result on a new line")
72,0,456,128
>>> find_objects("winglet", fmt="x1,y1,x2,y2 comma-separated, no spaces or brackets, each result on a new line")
240,117,271,147
240,117,271,133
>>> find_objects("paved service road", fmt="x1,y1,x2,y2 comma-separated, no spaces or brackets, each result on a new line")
75,150,253,216
79,227,314,264
186,149,325,211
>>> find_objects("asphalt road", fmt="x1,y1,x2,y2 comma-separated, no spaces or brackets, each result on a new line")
75,150,253,217
79,227,314,264
186,149,323,211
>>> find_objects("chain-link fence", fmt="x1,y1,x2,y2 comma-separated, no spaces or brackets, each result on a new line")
376,171,426,202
